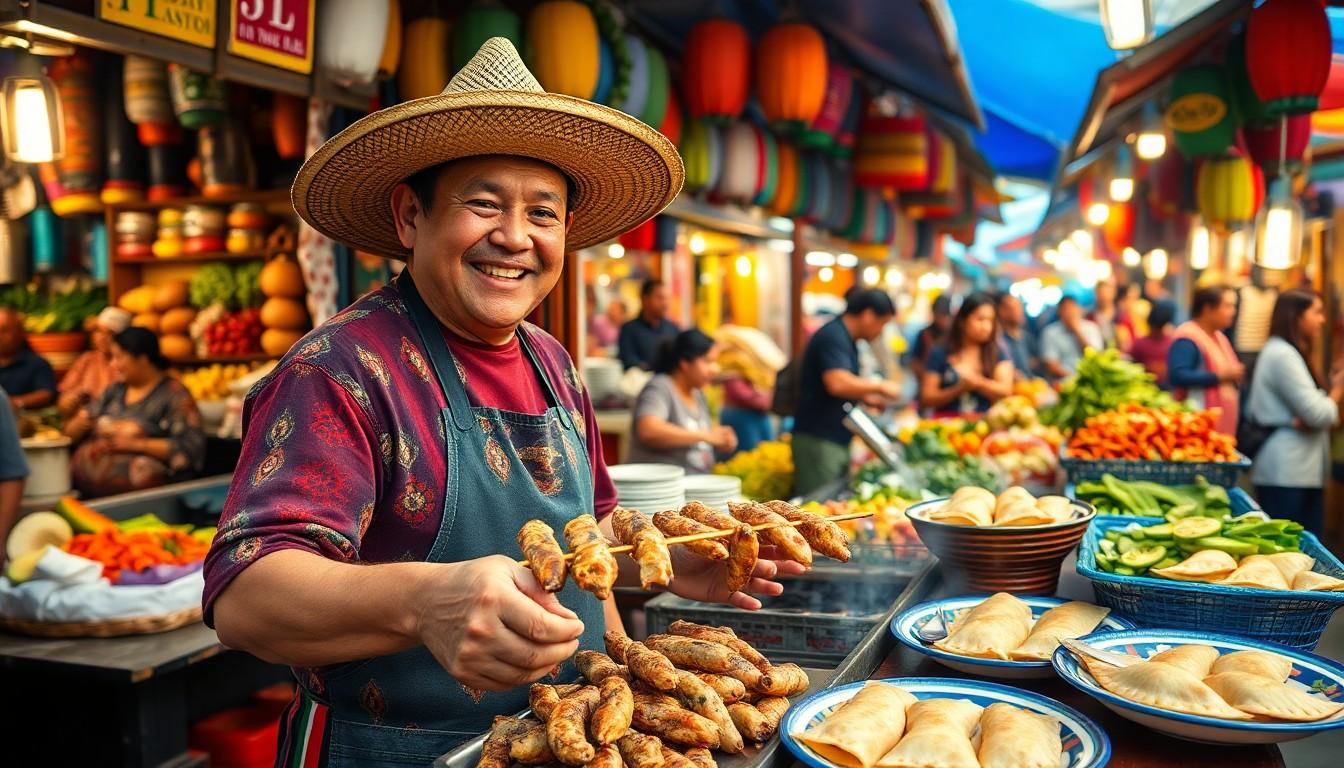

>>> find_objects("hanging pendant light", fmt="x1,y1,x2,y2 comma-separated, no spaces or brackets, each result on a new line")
1253,177,1302,270
1100,0,1154,51
1225,228,1251,274
1135,103,1167,160
1,52,64,164
1109,146,1134,202
1086,202,1110,226
1122,246,1142,267
1144,248,1169,280
1188,221,1213,271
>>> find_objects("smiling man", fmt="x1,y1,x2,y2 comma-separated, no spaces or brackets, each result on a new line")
202,39,802,767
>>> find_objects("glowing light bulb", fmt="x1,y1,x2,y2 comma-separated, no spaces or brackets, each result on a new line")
818,266,834,283
1188,225,1211,271
862,265,880,285
1144,248,1168,280
1101,0,1153,50
689,234,706,254
1122,247,1141,267
1109,177,1134,203
1086,203,1110,227
734,255,752,278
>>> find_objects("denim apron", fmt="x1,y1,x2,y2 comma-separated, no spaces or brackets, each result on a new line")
275,272,605,767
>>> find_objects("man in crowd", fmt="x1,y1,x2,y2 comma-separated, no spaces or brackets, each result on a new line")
793,288,902,496
908,293,952,382
618,278,679,369
1040,296,1105,382
0,387,27,566
0,309,56,413
995,292,1037,380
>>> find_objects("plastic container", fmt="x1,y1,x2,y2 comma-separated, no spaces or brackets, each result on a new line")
1060,449,1251,487
1076,515,1344,650
188,705,279,767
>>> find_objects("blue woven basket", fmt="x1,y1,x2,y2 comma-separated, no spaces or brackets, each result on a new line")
1061,449,1250,487
1076,515,1344,650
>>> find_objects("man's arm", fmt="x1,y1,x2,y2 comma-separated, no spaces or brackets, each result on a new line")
9,388,53,411
1167,338,1219,389
0,478,22,565
821,368,897,401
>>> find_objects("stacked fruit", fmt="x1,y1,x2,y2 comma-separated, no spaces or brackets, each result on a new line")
181,363,254,401
117,280,197,359
257,255,310,356
712,439,794,501
202,306,263,357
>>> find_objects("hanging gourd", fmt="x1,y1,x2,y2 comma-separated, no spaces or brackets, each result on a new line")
803,152,832,223
854,108,928,191
1196,154,1257,226
798,65,853,151
376,0,402,80
102,58,145,206
683,18,750,122
593,35,615,105
272,93,307,160
123,55,173,126
168,64,226,129
1166,65,1235,159
657,89,683,147
770,142,800,216
615,35,649,119
833,80,863,157
1225,33,1271,129
1243,114,1310,174
755,22,828,135
1102,202,1134,252
319,0,390,89
1246,0,1330,116
47,53,102,217
453,0,521,73
526,1,599,100
398,15,451,101
639,46,669,128
715,121,762,204
752,126,779,207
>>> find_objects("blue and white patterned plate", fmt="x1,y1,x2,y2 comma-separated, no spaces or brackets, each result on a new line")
891,595,1136,679
780,677,1111,768
1052,629,1344,744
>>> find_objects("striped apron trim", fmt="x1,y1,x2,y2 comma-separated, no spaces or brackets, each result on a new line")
278,691,329,768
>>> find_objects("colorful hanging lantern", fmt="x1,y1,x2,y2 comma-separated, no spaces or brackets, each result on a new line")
657,89,682,147
854,109,928,191
272,93,307,160
1225,33,1271,129
798,64,853,151
398,15,451,100
755,23,828,135
593,35,615,105
823,160,853,233
639,46,669,128
615,35,649,120
715,121,761,204
803,152,832,223
376,0,402,80
833,81,863,157
1196,153,1257,226
1246,0,1330,116
102,58,145,206
1243,114,1310,174
318,0,389,89
682,19,750,122
770,142,800,216
453,0,522,73
752,126,779,207
122,55,173,126
682,120,723,195
902,129,957,218
1166,65,1235,159
1102,202,1135,253
1149,150,1190,218
526,1,599,100
618,218,656,251
47,53,102,217
788,149,813,218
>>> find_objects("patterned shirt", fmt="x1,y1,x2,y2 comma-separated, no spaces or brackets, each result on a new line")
202,282,616,623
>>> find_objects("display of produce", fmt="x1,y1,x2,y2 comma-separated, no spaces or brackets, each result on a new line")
180,362,258,401
5,511,73,562
1066,404,1238,462
1069,642,1343,723
801,490,920,551
928,593,1111,662
918,486,1075,527
712,439,793,502
0,284,107,334
1091,514,1313,582
1042,349,1178,432
1074,474,1232,517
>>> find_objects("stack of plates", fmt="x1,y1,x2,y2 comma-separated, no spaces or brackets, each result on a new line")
608,463,686,514
582,357,624,403
682,474,742,513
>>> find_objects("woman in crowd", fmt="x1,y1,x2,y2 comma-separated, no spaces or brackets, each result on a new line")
57,307,131,418
627,329,736,472
1246,290,1344,534
1129,300,1176,389
1169,285,1243,436
920,291,1013,417
65,328,205,497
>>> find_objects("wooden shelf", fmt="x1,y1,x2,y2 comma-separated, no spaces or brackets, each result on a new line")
108,189,293,213
114,249,282,265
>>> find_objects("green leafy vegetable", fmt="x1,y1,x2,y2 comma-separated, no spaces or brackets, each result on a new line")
190,263,237,310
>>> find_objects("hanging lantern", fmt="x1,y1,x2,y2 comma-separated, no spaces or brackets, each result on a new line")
319,0,390,89
657,89,682,147
715,121,761,204
1135,102,1167,160
376,0,402,80
1188,220,1214,271
1166,65,1235,159
593,36,614,105
639,46,669,128
527,1,599,100
168,64,226,129
682,120,723,195
823,160,854,233
755,23,828,135
1,52,63,165
804,152,832,223
1243,115,1310,174
902,129,957,218
854,108,928,191
1102,202,1135,253
841,188,871,241
1246,0,1330,117
1100,0,1154,50
832,80,863,158
1196,154,1257,226
1253,177,1303,270
122,55,173,126
788,149,813,218
397,16,451,101
752,126,779,207
1109,146,1134,203
618,218,656,251
101,58,145,205
47,53,102,216
1225,33,1272,129
271,93,307,160
453,0,522,73
682,19,750,122
798,65,853,151
770,142,800,216
615,35,650,120
1149,150,1190,218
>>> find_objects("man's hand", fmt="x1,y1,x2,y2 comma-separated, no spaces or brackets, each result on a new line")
706,425,737,454
877,380,902,401
1220,362,1246,385
666,544,806,611
415,555,585,691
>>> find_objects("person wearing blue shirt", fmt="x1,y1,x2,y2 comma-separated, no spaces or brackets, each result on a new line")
0,387,29,566
0,309,56,412
617,278,680,370
995,292,1037,379
793,289,901,496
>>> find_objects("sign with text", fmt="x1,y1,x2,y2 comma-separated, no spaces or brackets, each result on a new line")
228,0,315,74
99,0,216,49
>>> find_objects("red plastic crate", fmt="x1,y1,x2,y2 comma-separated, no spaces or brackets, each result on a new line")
189,706,280,768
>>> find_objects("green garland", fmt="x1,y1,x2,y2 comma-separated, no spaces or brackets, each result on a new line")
582,0,631,107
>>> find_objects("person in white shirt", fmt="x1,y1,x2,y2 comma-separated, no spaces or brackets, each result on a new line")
1039,296,1105,382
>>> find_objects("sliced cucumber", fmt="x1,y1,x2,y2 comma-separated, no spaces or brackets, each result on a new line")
1104,529,1122,543
1117,536,1137,555
1113,565,1138,576
1174,516,1222,541
1190,536,1260,558
1152,556,1182,570
1096,556,1116,573
1143,523,1174,540
1120,545,1168,569
1099,539,1117,557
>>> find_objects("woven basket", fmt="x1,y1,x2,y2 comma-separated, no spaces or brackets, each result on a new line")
1060,448,1250,487
0,606,202,638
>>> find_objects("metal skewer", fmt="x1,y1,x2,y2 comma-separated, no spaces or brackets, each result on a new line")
515,509,876,565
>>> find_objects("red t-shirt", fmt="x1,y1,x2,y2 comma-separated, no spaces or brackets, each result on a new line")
443,330,549,415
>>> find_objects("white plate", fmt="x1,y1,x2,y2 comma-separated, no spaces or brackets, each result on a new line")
608,463,686,484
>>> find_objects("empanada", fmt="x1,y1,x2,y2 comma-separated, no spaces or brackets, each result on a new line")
976,703,1062,768
993,500,1055,527
1035,495,1074,523
1009,602,1110,661
1148,645,1221,678
1079,657,1253,720
1209,650,1294,683
993,487,1036,521
1264,552,1315,583
934,593,1033,660
1293,570,1344,592
1203,672,1344,722
793,682,916,768
876,698,982,768
930,487,994,526
1151,550,1239,582
1219,555,1290,590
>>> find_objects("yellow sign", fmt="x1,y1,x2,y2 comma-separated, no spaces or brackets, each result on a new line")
1165,94,1227,133
99,0,217,49
228,0,315,75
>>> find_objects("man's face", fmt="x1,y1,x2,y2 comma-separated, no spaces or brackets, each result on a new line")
1060,301,1082,325
391,156,571,341
0,311,22,357
856,310,893,342
1211,290,1237,329
998,296,1024,328
644,285,670,321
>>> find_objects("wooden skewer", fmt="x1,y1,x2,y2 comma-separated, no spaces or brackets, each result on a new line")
515,509,875,565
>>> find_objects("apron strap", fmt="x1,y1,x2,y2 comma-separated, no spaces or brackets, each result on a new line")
517,327,576,433
399,271,475,433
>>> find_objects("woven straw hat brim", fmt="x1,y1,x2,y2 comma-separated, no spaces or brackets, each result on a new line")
292,90,685,259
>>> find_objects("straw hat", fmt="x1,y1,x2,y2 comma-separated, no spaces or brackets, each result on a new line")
292,38,684,259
